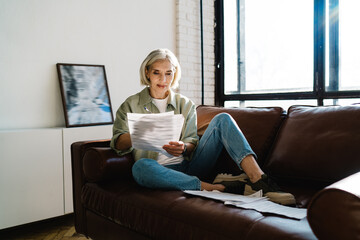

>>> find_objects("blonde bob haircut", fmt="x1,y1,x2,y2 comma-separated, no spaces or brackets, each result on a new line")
139,48,181,89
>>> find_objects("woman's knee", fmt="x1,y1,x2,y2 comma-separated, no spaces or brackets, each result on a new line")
212,113,234,126
132,158,153,182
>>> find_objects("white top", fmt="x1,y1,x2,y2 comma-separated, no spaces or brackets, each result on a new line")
152,97,168,113
152,96,184,166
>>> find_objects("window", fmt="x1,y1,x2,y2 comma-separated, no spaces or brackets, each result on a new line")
326,0,360,92
215,0,360,107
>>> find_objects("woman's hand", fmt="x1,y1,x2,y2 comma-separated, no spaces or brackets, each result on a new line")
163,141,185,157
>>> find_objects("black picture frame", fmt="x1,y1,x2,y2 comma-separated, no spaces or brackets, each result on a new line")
56,63,114,127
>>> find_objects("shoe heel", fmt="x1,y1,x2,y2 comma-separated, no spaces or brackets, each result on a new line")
244,185,256,196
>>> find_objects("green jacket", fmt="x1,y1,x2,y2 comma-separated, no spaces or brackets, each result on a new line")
110,87,199,162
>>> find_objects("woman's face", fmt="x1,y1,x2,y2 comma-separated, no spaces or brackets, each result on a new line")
146,59,175,99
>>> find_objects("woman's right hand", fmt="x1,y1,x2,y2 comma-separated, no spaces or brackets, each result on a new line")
162,141,186,157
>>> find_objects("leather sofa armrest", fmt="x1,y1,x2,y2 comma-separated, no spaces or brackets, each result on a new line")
83,147,134,182
71,140,114,235
307,171,360,240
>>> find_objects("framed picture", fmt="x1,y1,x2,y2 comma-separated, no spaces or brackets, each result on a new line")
56,63,114,127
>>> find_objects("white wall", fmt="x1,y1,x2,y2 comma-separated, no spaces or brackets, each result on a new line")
0,0,216,229
0,0,176,129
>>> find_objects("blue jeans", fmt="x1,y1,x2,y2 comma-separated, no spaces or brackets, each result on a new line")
132,113,256,190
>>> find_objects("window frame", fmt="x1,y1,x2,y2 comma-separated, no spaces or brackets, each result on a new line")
215,0,360,106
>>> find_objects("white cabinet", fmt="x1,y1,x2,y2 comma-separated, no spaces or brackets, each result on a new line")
0,125,112,229
0,129,64,229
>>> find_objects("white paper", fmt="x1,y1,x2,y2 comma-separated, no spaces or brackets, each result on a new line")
184,190,267,204
127,112,185,157
184,190,306,220
224,199,307,220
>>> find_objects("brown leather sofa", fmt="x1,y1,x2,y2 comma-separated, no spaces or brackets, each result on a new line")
71,105,360,240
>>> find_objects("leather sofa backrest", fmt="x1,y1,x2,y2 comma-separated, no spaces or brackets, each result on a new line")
265,105,360,186
196,105,286,168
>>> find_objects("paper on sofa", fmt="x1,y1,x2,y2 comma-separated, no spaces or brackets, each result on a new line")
184,190,307,220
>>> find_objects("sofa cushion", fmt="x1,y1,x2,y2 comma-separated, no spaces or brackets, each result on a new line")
82,180,316,240
265,105,360,186
196,105,285,168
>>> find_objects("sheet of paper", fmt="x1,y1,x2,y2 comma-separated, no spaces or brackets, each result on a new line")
184,190,306,220
224,200,307,220
127,112,185,157
184,190,267,204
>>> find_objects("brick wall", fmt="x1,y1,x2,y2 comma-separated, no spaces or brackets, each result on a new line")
176,0,215,106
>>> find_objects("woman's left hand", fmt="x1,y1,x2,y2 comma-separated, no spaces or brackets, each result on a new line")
163,141,185,157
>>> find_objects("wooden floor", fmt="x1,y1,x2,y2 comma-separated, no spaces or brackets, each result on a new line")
0,214,89,240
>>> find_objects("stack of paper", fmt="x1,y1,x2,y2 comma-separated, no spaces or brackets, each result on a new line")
184,190,307,220
184,190,266,204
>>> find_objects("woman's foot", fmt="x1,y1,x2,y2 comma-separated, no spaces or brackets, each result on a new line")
217,180,246,194
213,173,249,183
213,173,296,205
200,182,225,191
244,174,296,206
201,180,246,195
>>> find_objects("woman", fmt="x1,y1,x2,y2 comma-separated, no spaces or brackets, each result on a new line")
110,49,295,205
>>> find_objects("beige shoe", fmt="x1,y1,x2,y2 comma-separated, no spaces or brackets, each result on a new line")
213,173,249,184
244,174,296,206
